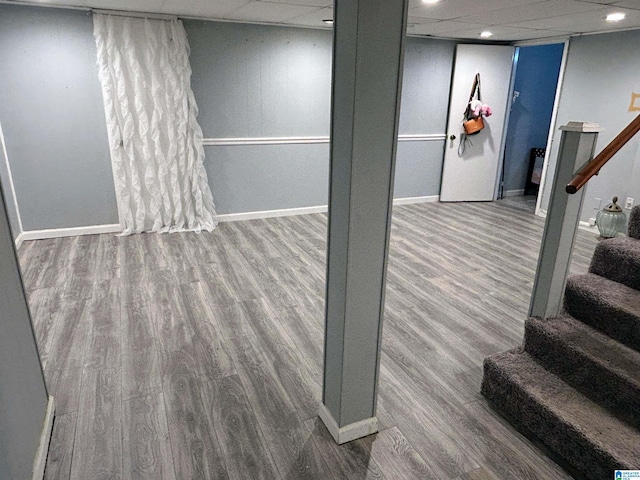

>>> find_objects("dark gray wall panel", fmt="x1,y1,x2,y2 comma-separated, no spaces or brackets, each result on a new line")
0,4,118,231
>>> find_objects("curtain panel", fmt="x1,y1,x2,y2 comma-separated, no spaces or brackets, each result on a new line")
93,14,217,235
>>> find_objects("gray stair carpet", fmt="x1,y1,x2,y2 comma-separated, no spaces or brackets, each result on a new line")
481,206,640,479
565,273,640,352
482,349,640,480
589,236,640,291
525,315,640,429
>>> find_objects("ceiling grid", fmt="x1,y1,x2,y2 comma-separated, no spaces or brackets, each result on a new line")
4,0,640,41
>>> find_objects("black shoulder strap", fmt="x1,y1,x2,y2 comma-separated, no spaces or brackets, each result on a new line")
465,73,480,113
467,74,478,103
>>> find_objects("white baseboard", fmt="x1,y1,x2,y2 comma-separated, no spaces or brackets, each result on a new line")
216,196,440,223
536,210,599,234
318,403,378,444
16,197,440,235
503,189,526,198
579,220,599,234
32,395,55,480
217,205,328,223
393,195,440,205
15,232,24,250
20,224,122,242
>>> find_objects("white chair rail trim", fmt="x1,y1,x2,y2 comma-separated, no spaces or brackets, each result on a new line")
202,133,446,146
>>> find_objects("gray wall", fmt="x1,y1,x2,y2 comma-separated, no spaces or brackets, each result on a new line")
0,180,49,479
0,124,20,240
541,30,640,223
1,5,455,224
185,20,454,214
398,38,455,198
185,21,332,214
0,4,118,231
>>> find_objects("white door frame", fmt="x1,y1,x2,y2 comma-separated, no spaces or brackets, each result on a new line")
494,49,520,200
528,39,571,217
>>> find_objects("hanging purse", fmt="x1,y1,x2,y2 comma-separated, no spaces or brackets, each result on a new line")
463,73,485,135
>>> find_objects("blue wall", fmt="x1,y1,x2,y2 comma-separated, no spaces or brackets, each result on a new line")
503,43,564,193
0,4,118,231
0,4,456,227
185,19,455,214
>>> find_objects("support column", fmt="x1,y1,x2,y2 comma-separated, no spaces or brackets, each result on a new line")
529,122,602,319
0,176,52,478
319,0,408,444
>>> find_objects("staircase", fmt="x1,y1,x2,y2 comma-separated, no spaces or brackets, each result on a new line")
481,206,640,480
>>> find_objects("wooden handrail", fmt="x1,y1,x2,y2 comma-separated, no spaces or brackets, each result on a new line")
566,114,640,194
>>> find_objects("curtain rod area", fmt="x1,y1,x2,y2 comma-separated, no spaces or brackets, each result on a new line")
92,9,177,21
0,1,176,20
0,0,88,11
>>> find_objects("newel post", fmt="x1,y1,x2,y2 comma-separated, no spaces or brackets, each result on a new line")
529,122,602,319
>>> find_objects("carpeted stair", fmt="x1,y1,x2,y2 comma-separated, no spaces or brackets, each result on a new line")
482,205,640,479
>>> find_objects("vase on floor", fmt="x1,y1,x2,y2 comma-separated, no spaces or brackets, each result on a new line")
596,196,627,238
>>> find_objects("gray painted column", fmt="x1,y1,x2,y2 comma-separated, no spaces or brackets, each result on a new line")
319,0,408,444
0,176,51,478
529,122,601,319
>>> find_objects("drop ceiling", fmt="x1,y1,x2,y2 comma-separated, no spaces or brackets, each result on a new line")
5,0,640,42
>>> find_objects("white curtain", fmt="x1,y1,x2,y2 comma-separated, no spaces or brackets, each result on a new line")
93,14,217,235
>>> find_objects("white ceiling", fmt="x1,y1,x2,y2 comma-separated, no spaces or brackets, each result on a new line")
6,0,640,42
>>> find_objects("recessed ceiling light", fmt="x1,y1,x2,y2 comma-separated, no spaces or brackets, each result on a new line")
322,19,334,25
606,12,626,22
480,31,493,38
422,0,440,4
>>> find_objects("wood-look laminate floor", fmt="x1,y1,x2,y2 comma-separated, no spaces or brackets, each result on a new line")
19,200,598,480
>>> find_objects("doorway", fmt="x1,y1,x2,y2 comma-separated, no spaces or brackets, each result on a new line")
500,43,566,212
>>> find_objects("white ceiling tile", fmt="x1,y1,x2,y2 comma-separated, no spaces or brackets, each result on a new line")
161,0,250,17
464,0,606,25
287,6,332,27
407,15,442,25
262,0,332,6
84,0,166,12
411,20,492,35
409,0,543,20
479,25,570,40
613,0,640,9
37,0,88,7
225,1,319,23
512,6,640,30
442,30,536,40
13,0,640,41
